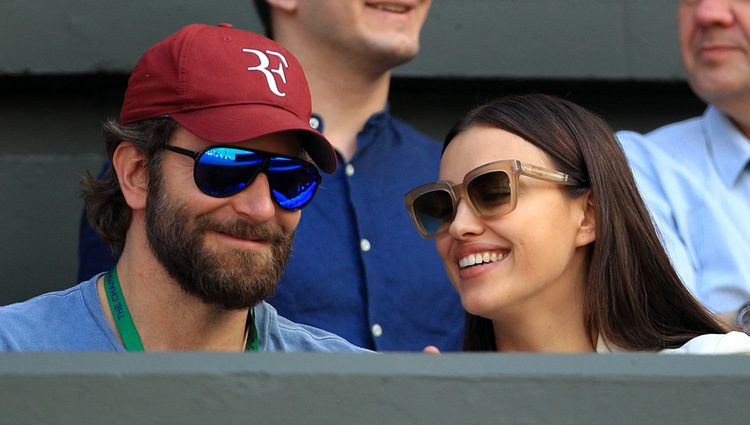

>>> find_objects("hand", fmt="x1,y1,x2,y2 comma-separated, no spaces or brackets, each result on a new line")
423,345,441,354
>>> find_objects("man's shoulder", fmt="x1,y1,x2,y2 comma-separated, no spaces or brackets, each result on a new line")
619,115,704,149
644,116,705,146
617,115,708,168
1,283,87,321
256,302,371,353
0,277,115,351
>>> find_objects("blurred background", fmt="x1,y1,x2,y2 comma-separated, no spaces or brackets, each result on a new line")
0,0,702,304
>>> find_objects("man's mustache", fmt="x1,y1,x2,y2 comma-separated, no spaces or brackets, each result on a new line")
195,215,287,243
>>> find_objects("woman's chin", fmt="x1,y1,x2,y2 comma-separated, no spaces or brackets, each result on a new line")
460,296,497,319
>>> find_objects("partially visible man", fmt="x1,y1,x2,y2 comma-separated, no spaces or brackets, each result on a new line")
0,24,367,352
253,0,464,351
617,0,750,331
78,0,464,351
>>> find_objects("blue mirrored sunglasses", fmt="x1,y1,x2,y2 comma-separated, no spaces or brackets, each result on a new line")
165,145,322,211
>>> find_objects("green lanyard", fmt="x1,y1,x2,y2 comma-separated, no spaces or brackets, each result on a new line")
104,269,259,352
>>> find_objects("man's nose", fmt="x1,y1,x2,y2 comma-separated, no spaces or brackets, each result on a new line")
228,172,276,222
693,0,736,28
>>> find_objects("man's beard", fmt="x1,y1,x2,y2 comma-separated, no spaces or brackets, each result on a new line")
145,174,294,310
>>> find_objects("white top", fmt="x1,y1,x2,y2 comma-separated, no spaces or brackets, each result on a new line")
596,332,750,354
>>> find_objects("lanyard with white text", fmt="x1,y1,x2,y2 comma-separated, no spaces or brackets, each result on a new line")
104,269,259,352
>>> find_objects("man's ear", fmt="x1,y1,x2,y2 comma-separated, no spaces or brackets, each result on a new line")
575,191,596,248
112,141,149,211
266,0,298,13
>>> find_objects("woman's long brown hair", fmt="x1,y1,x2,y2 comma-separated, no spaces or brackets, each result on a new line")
444,94,725,351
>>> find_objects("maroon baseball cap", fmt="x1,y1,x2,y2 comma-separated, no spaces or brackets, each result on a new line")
120,23,336,173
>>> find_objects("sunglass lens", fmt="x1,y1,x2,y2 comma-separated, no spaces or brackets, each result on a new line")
195,148,263,197
467,171,511,216
413,190,454,236
266,157,320,210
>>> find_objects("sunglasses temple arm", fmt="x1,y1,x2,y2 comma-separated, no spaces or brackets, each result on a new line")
519,162,581,186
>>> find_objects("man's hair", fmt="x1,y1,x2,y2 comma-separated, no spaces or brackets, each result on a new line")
445,94,726,352
253,0,273,39
82,117,178,253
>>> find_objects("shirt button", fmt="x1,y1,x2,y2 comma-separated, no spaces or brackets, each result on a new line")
309,116,320,130
360,238,371,252
372,324,383,337
345,164,355,176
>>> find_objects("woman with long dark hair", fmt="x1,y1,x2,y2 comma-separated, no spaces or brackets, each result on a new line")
405,94,749,353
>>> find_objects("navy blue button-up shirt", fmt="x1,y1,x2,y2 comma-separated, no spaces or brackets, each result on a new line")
269,110,464,351
77,108,464,351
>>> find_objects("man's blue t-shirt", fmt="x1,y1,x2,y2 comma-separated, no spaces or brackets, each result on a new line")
0,274,369,352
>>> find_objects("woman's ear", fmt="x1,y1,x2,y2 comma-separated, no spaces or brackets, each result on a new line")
265,0,298,13
112,141,149,211
575,192,596,247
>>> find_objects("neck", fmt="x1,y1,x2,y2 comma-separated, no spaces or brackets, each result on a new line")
491,308,593,353
491,257,594,353
275,32,391,161
97,228,249,351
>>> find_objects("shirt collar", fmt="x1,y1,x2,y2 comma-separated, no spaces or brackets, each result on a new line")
359,106,394,155
704,106,750,188
311,106,394,161
310,105,392,139
361,105,390,133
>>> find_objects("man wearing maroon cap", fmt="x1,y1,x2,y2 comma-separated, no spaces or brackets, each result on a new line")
0,24,367,352
77,0,464,352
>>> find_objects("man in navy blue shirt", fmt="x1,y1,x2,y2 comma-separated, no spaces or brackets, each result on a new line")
79,0,464,351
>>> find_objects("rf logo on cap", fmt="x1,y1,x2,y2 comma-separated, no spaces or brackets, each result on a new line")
243,49,289,97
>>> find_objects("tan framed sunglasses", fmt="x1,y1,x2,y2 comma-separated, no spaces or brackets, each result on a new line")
404,159,584,238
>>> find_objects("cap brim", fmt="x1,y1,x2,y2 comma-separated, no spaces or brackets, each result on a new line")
171,104,337,174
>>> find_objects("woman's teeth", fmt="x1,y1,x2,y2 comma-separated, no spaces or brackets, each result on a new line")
458,251,508,269
369,3,409,13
